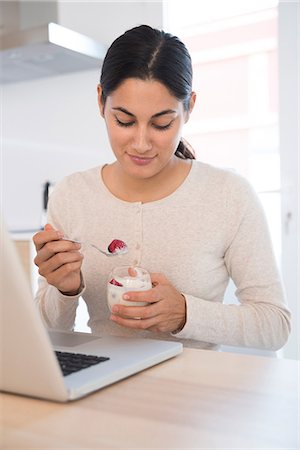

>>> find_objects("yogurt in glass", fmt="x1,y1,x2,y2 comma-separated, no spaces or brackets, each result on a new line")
107,266,151,311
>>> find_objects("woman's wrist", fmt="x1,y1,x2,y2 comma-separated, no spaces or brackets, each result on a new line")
59,273,84,297
172,294,187,334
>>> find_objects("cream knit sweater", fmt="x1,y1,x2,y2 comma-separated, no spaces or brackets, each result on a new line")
34,161,291,350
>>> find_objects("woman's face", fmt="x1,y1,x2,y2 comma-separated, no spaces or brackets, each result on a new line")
97,78,195,180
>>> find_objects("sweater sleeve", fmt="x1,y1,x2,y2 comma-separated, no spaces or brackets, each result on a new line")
172,175,291,351
35,276,84,330
34,177,84,331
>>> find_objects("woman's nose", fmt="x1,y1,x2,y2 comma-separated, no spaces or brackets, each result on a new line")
132,126,152,153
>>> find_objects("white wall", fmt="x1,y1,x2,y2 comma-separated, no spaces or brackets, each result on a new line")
2,70,110,230
58,1,163,47
1,1,163,230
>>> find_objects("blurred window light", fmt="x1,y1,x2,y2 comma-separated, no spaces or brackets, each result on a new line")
164,0,281,263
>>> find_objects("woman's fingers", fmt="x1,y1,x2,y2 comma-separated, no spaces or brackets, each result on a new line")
37,247,83,277
110,311,158,330
34,239,81,267
33,224,84,294
45,260,83,288
33,226,64,251
110,273,186,333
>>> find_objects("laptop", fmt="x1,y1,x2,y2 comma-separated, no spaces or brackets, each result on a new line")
0,218,182,402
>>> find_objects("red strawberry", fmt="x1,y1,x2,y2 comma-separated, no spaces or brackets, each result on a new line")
109,278,123,287
108,239,127,254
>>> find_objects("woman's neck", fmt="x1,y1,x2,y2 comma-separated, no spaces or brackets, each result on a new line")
101,157,192,203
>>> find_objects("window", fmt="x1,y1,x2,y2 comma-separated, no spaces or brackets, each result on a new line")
164,0,281,262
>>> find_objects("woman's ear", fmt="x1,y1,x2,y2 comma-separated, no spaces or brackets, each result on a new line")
184,91,196,123
189,91,196,113
97,84,105,117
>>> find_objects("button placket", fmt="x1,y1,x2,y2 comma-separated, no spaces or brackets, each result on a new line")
133,205,143,266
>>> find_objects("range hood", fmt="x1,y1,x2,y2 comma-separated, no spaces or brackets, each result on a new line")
0,1,107,84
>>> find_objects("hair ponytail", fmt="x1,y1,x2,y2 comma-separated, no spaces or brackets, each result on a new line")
175,138,196,160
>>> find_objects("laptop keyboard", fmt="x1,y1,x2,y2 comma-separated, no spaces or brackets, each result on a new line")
55,351,110,376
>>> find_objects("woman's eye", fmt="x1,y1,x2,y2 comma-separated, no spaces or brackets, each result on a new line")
114,117,174,130
115,118,134,127
152,122,173,131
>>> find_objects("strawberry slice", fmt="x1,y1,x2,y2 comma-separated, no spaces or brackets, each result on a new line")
109,278,123,287
108,239,127,254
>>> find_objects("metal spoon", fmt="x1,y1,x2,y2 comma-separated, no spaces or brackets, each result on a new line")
62,237,128,257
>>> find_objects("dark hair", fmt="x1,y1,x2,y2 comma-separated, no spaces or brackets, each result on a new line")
100,24,195,160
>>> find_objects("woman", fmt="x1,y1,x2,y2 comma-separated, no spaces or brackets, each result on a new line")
33,25,291,350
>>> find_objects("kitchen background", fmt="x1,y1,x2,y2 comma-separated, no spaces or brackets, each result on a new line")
1,0,298,359
2,1,163,231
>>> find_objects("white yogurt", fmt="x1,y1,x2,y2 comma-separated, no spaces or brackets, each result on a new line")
107,266,152,311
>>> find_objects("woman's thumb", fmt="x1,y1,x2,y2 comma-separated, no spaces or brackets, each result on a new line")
150,273,168,285
44,223,54,231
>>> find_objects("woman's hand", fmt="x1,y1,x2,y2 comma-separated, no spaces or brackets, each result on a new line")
33,224,84,295
110,273,186,334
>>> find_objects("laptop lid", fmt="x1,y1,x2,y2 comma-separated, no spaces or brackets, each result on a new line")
0,218,183,402
0,217,69,401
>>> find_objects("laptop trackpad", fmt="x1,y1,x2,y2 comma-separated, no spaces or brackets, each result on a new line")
48,329,100,347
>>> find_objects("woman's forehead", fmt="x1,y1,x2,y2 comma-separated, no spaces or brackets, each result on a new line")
106,78,183,115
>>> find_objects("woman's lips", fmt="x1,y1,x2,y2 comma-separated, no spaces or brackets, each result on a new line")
128,154,156,166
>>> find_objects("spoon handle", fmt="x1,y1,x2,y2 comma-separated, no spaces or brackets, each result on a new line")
89,243,109,256
61,237,110,256
61,237,81,244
